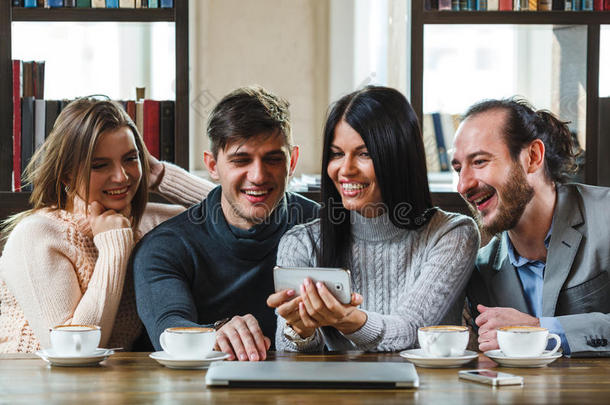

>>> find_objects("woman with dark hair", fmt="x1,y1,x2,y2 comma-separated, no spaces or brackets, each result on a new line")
0,98,214,353
268,86,479,352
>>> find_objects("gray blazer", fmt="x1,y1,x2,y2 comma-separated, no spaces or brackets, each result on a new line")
467,183,610,356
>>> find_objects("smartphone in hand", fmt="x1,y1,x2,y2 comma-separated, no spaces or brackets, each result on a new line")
273,266,352,304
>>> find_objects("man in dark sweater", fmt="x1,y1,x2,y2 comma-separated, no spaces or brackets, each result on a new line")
132,86,318,361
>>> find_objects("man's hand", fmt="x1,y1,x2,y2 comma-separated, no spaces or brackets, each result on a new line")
214,314,271,361
475,304,540,352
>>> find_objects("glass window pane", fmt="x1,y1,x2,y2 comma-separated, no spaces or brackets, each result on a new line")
12,22,175,101
423,25,587,189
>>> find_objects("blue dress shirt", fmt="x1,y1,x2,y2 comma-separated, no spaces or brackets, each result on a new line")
505,227,571,355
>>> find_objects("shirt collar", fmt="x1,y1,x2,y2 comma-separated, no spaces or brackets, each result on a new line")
504,223,553,268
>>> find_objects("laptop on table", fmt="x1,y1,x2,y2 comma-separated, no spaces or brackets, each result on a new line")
205,361,419,389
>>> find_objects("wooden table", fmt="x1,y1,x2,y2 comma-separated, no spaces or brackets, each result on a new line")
1,351,609,404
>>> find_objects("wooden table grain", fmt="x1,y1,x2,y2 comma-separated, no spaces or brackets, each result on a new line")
1,351,609,404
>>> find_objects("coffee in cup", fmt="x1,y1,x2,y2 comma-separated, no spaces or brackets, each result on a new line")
49,324,101,356
497,326,561,357
159,327,216,359
418,325,469,357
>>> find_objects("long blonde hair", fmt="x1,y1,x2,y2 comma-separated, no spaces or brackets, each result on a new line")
2,98,151,239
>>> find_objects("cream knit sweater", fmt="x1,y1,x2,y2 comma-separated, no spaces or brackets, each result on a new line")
0,163,215,353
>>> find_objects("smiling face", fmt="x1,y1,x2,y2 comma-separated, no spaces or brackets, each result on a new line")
204,131,298,229
451,109,534,236
83,126,142,213
326,120,383,217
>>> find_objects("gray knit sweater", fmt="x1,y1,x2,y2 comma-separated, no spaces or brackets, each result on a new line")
275,209,480,352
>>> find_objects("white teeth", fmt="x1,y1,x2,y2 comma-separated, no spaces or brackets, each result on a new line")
244,190,268,196
474,193,493,204
342,183,366,191
106,187,128,195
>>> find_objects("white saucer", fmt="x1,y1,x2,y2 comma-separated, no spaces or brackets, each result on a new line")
35,348,115,367
485,350,562,368
149,350,230,369
399,349,478,368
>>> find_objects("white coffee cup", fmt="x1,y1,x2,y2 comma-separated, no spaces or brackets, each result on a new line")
418,325,469,357
497,326,561,357
159,327,216,359
49,325,101,356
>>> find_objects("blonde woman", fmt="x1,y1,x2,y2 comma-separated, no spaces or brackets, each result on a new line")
0,98,214,353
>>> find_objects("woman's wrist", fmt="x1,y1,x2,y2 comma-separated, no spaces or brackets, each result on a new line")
336,309,367,335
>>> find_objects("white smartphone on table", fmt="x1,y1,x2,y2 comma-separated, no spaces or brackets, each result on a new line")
458,369,523,386
273,266,352,304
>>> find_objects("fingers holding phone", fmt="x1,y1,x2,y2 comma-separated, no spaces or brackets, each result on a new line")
300,278,366,334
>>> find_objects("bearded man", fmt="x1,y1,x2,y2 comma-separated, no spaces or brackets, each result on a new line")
451,98,610,357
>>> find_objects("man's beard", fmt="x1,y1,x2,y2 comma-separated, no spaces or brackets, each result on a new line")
467,163,534,240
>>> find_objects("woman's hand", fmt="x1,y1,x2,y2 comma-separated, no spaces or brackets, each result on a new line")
88,201,131,236
299,278,365,334
267,290,316,338
148,154,165,190
267,279,365,338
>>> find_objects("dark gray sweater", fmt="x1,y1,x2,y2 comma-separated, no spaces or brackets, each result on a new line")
133,186,318,350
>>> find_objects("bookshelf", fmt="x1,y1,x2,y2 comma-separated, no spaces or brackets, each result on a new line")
0,1,189,217
410,7,609,187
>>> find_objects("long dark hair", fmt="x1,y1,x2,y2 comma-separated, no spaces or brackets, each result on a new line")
318,86,434,267
463,98,580,183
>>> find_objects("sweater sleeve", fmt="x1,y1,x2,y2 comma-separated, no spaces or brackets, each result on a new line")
274,224,326,352
343,215,480,352
132,226,203,351
1,215,134,348
155,162,216,207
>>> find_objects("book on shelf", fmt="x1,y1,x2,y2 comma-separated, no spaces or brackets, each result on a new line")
159,0,172,7
159,101,175,162
431,113,450,172
48,0,64,7
119,0,135,7
76,0,91,7
424,0,610,9
23,0,37,7
423,112,462,173
65,0,76,7
12,61,22,191
34,99,46,153
422,114,441,173
91,0,105,7
143,100,160,159
33,61,45,100
106,0,119,8
12,1,23,6
538,0,552,9
45,100,60,139
499,0,512,9
21,97,35,191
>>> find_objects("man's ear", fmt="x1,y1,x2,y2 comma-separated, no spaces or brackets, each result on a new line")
525,139,545,174
203,151,220,181
288,145,299,176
